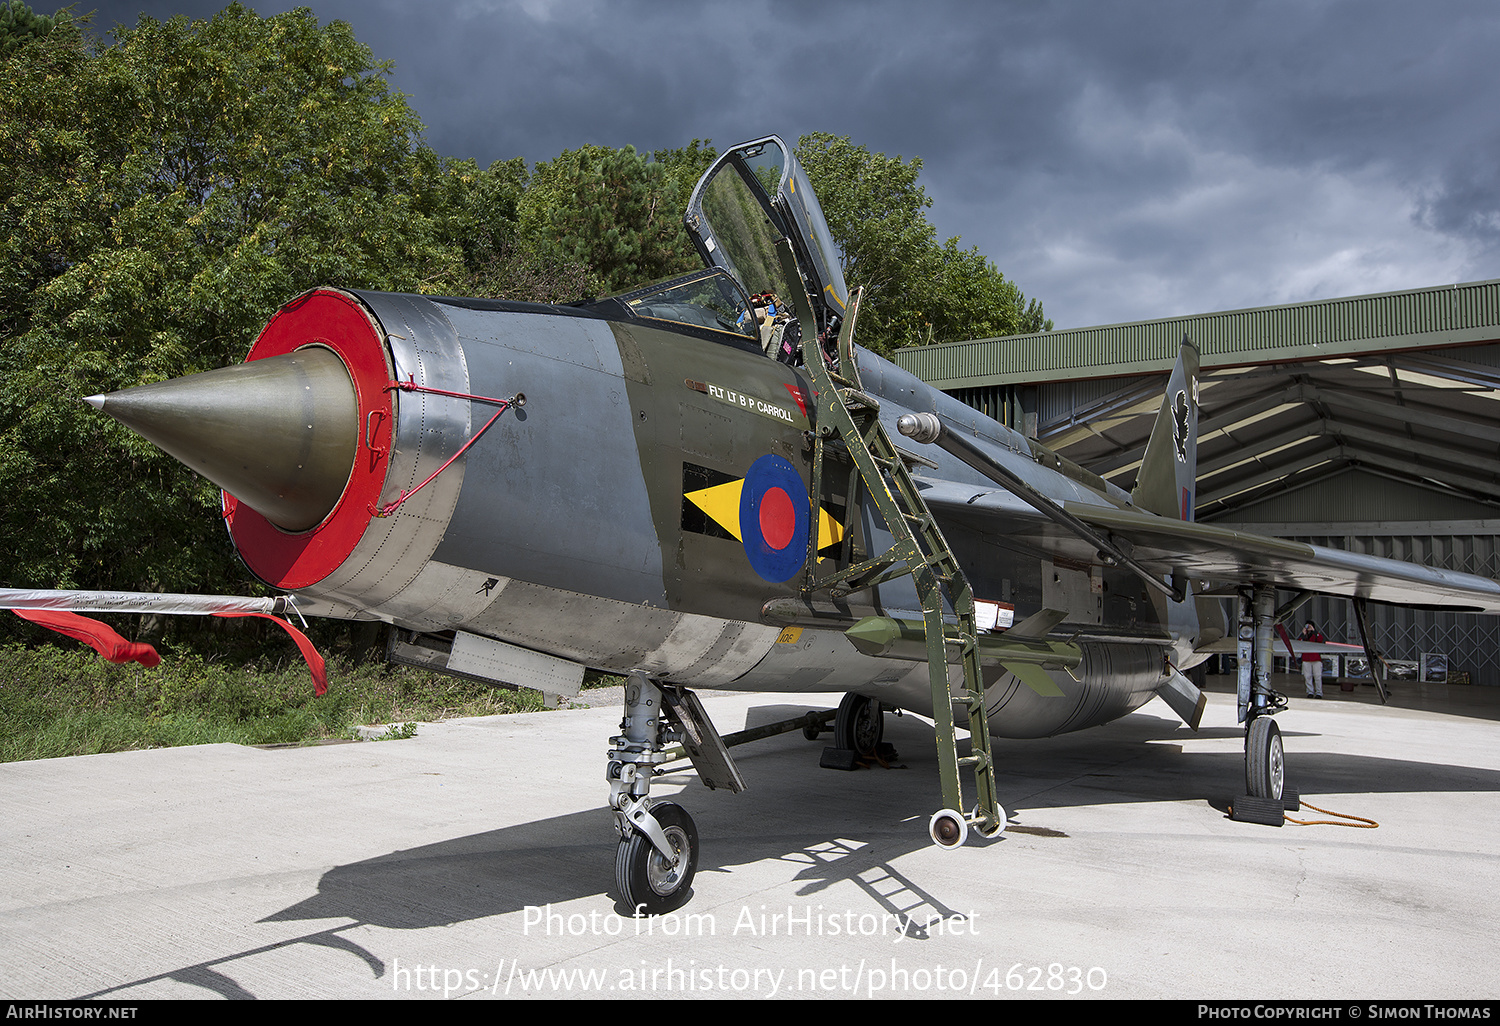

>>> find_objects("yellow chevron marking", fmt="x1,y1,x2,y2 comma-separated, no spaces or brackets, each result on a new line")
817,507,844,553
686,477,844,555
685,479,745,540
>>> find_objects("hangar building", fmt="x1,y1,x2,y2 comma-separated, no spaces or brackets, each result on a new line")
894,278,1500,686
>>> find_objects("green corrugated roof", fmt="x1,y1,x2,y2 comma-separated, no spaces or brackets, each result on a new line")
893,278,1500,388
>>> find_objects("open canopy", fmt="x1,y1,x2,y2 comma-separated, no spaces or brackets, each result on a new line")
684,136,849,336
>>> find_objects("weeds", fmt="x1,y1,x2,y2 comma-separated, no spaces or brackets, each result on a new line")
0,643,556,762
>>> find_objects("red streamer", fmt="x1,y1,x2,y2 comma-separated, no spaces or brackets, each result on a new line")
13,609,161,668
212,612,328,696
1274,622,1298,661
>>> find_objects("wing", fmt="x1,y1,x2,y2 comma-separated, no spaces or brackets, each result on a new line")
918,483,1500,613
1196,636,1371,655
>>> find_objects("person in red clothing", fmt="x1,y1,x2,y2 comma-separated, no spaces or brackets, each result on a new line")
1300,621,1326,698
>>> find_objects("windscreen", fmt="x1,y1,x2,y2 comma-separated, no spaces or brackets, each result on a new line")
621,270,758,341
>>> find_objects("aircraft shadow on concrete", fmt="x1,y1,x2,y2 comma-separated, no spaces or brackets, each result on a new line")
82,702,1500,999
264,702,1500,931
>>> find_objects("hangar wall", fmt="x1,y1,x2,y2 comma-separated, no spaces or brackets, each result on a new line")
1212,471,1500,685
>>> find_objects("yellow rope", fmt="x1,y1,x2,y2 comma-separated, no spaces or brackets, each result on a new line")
1284,801,1379,828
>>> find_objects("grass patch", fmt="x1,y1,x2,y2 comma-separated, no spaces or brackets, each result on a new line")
0,643,570,763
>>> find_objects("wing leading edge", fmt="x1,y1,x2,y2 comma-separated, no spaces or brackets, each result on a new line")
917,486,1500,614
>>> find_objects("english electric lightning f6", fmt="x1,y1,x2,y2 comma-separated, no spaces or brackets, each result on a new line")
13,136,1500,913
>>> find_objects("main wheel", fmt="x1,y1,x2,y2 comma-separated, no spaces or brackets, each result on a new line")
834,693,883,756
1246,717,1284,801
616,802,699,916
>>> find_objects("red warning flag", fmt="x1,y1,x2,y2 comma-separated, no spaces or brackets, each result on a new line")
1274,622,1299,661
212,611,328,696
12,609,162,668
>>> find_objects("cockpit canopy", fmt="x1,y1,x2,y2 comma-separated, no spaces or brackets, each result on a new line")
684,136,848,336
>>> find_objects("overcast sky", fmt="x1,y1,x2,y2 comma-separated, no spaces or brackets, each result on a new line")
80,0,1500,331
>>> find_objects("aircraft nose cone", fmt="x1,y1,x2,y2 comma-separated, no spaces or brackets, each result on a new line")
89,348,359,532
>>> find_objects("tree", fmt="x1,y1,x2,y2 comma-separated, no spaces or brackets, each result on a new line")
440,156,530,273
651,138,718,216
434,156,598,305
515,144,701,296
897,240,1053,346
794,132,1048,354
0,4,463,601
0,0,76,58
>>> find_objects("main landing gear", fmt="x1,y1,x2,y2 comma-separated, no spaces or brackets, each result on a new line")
834,692,884,756
1232,586,1295,825
815,692,895,771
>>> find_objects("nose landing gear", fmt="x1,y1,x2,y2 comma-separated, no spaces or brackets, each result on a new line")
607,672,746,915
607,673,698,914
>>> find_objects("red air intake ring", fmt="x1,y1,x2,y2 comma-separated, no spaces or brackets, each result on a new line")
224,289,393,590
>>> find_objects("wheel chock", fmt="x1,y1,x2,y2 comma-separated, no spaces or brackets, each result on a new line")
1281,787,1300,812
820,747,860,771
1230,795,1286,826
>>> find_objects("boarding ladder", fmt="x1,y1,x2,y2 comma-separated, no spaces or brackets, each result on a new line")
778,243,1003,840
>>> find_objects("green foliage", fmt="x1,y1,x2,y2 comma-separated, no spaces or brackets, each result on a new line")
0,642,542,761
903,239,1053,345
794,132,1049,354
438,156,529,269
0,0,76,57
375,721,418,740
436,156,599,304
651,138,718,214
515,144,702,295
0,4,462,598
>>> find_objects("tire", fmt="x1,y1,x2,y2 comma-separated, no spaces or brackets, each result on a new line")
929,808,968,848
615,802,698,916
834,693,883,756
1246,717,1284,801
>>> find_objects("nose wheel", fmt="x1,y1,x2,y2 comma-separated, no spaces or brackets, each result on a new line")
616,801,699,916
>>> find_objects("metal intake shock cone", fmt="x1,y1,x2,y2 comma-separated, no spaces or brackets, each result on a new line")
86,347,360,532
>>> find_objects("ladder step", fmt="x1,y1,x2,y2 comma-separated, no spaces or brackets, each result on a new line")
838,388,881,411
802,326,1003,839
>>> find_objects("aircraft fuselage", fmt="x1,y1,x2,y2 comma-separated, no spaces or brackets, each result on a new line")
255,288,1184,739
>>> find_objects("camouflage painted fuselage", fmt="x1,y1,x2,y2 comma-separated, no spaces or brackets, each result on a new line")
279,289,1180,739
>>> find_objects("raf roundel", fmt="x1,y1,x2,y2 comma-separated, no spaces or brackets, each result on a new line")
738,454,810,583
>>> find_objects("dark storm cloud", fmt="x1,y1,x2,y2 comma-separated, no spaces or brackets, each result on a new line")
72,1,1500,327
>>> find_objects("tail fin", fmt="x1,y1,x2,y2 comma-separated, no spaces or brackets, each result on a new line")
1133,336,1199,521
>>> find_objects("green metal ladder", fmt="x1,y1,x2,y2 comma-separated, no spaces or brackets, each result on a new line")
779,243,1003,839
